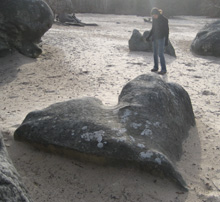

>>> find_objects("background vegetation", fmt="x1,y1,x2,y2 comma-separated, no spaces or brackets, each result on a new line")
70,0,220,17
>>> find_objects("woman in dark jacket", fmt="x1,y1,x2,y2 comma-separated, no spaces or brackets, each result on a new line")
146,8,169,75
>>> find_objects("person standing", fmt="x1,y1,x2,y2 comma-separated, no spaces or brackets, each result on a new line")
146,8,169,75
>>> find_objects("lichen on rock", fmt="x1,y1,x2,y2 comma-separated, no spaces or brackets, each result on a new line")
14,74,195,190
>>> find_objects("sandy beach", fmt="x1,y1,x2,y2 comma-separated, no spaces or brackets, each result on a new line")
0,14,220,201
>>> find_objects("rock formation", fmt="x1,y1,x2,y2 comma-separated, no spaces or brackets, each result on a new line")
44,0,97,26
0,132,31,201
191,20,220,57
0,0,54,58
14,74,195,190
129,29,176,57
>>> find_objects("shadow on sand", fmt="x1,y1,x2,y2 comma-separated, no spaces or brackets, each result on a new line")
0,52,36,87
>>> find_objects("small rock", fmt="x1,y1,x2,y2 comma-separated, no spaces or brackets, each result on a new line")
129,29,176,57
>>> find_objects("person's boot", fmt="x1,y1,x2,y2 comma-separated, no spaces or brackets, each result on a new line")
158,71,167,75
151,68,158,72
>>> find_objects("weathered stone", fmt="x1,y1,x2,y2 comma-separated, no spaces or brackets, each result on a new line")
58,13,82,25
14,74,195,190
129,29,152,52
129,29,176,57
191,20,220,57
0,132,31,201
0,0,54,58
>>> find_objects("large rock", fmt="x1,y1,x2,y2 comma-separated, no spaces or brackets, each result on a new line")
14,74,195,190
0,0,54,58
191,20,220,57
129,29,176,57
0,132,31,201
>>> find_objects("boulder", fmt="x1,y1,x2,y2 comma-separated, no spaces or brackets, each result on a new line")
0,132,31,201
0,0,54,58
14,74,195,190
129,29,176,57
191,20,220,57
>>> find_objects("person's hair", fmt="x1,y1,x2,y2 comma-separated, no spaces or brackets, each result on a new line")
151,7,162,15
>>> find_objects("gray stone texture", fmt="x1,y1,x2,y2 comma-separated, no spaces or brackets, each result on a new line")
191,20,220,57
129,29,176,57
0,132,31,202
0,0,54,58
14,74,195,190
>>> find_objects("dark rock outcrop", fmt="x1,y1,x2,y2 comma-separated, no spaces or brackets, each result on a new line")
0,132,31,201
14,74,195,190
191,20,220,57
129,29,176,57
0,0,54,58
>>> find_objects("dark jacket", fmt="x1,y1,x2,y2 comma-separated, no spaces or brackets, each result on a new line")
148,14,169,42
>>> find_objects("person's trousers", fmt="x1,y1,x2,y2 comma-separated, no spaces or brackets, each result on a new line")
153,37,166,72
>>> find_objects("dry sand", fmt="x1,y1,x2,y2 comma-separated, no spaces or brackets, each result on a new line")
0,14,220,201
